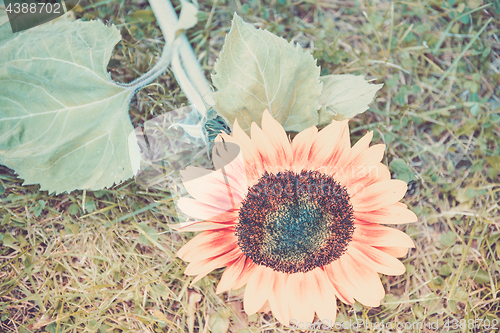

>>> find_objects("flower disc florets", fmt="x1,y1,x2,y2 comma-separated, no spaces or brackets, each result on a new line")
236,170,355,274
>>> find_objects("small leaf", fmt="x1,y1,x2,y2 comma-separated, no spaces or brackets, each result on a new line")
68,203,79,215
0,18,140,194
472,269,490,284
486,156,500,172
389,158,414,182
441,231,456,247
439,264,452,277
212,14,322,134
126,10,155,23
208,312,230,333
382,293,400,310
64,223,79,235
153,309,169,327
0,233,16,246
317,74,383,125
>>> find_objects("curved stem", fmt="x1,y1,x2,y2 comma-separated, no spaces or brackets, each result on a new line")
148,0,215,116
119,40,177,91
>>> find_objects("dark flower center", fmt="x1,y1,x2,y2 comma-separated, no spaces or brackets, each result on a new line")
236,170,355,274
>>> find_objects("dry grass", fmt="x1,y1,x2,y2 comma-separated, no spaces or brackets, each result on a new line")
1,0,500,332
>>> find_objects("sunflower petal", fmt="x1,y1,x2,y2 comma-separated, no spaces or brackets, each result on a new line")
353,223,415,248
181,167,244,210
337,253,385,306
177,198,230,220
375,246,410,258
343,163,391,195
177,230,237,262
291,126,317,171
350,179,408,212
185,247,242,284
216,255,247,294
308,268,337,323
354,202,418,224
220,119,264,183
351,243,406,275
324,261,355,305
169,221,235,232
348,131,373,163
261,110,292,168
286,273,315,324
232,258,257,290
244,265,275,315
268,271,290,325
349,144,385,169
309,120,349,172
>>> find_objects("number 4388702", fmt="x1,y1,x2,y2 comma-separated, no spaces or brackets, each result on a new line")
6,1,62,15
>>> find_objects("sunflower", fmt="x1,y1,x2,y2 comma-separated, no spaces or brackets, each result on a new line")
172,110,417,325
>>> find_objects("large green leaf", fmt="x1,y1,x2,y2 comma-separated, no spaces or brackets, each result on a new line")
318,74,383,125
0,16,140,194
212,14,322,134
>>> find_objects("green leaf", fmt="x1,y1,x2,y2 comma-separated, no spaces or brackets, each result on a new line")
0,233,16,246
68,203,80,215
317,74,383,125
389,158,414,182
64,222,80,235
125,10,156,24
439,264,452,277
472,269,490,284
212,14,322,134
0,18,140,194
208,312,229,333
486,156,500,172
441,231,456,247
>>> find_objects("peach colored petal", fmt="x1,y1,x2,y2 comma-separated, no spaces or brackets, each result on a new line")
177,230,237,262
325,124,351,175
375,246,409,258
348,131,373,164
291,126,317,171
354,202,418,224
250,122,287,174
286,273,315,324
258,301,271,313
350,179,407,212
177,197,230,221
268,271,290,325
348,144,385,169
337,253,385,306
323,261,355,305
350,243,406,275
309,120,350,173
307,268,337,323
232,258,257,290
169,221,235,232
211,141,249,194
244,265,275,315
220,119,264,183
342,163,391,196
185,247,242,284
353,223,415,248
261,110,292,167
181,168,244,210
216,255,247,294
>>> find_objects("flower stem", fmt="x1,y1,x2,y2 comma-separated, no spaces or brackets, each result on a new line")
146,0,215,116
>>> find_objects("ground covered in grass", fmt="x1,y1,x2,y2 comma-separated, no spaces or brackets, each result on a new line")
1,0,500,332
